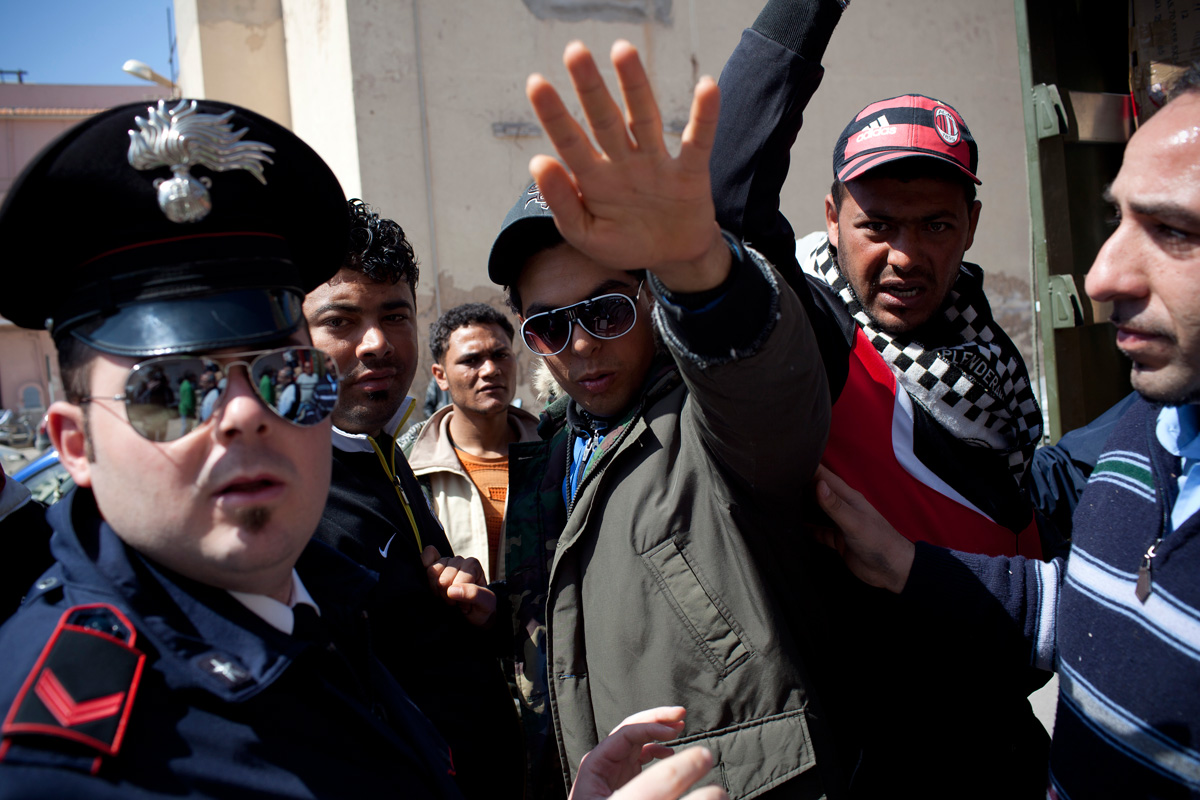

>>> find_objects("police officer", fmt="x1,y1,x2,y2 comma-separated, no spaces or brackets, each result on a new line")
0,99,461,798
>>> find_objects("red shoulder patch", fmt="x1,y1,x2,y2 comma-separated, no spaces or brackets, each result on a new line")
2,604,145,758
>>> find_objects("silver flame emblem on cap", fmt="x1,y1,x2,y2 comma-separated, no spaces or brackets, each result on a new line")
127,100,276,224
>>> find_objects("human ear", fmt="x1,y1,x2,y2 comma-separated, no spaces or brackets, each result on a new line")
825,194,840,249
431,362,450,393
47,401,93,488
963,199,982,252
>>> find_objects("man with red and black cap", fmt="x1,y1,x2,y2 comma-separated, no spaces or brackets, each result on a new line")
711,1,1053,796
811,65,1200,798
802,94,1044,556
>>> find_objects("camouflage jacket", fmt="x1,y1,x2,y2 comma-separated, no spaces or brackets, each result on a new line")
503,249,840,800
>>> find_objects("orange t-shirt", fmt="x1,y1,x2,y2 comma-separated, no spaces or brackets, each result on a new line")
454,447,508,579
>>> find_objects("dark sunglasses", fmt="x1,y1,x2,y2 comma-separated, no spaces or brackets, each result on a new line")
80,346,339,442
520,282,643,357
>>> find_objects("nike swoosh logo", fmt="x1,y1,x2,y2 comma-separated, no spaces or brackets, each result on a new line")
379,532,397,559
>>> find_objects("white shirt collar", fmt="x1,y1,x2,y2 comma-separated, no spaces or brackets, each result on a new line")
330,396,415,454
1156,404,1200,460
228,569,320,635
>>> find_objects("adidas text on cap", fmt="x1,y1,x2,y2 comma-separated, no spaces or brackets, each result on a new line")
833,94,980,186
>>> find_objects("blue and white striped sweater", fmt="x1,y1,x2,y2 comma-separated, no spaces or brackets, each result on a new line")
1087,448,1156,502
906,398,1200,797
1052,400,1200,798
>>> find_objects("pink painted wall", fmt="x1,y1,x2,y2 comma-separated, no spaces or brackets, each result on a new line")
0,84,169,412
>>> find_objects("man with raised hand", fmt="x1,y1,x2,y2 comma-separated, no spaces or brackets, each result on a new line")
814,69,1200,799
714,0,1046,562
710,1,1057,794
476,38,845,800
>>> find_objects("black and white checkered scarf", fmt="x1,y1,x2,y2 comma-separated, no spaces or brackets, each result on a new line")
799,233,1042,483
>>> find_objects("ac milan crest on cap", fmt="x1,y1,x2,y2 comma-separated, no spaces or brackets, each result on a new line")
833,94,980,185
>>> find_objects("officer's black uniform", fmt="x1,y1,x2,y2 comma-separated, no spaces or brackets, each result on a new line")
0,99,463,798
0,490,461,799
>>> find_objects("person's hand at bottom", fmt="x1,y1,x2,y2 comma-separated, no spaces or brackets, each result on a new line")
570,707,727,800
608,748,726,800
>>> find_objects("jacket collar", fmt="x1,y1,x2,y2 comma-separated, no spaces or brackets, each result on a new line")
544,353,680,442
331,396,415,454
46,488,375,703
409,402,541,474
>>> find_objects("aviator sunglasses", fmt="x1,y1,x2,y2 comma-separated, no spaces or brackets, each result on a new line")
520,282,643,357
80,346,339,442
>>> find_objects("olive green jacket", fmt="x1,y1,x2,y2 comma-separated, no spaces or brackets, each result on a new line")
505,250,839,800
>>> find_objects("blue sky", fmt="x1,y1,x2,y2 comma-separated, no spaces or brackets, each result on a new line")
0,0,175,85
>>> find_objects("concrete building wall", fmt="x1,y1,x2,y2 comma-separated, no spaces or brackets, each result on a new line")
281,0,362,200
344,0,428,296
175,0,207,98
174,0,292,127
174,0,1035,410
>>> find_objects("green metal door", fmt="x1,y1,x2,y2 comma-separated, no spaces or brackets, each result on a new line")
1014,0,1132,441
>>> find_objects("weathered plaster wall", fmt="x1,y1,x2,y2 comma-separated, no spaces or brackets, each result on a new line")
173,0,1034,410
281,0,362,199
174,0,292,127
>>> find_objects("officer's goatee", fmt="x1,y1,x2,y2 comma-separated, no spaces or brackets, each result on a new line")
231,506,272,533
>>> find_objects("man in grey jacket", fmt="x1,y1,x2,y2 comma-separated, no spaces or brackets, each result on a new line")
458,39,845,799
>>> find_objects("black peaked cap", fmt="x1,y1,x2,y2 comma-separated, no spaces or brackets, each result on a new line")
487,182,564,288
0,98,349,356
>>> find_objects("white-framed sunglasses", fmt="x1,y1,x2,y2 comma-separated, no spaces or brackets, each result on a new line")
520,282,643,357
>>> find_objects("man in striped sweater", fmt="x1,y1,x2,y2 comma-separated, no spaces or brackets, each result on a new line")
814,70,1200,796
